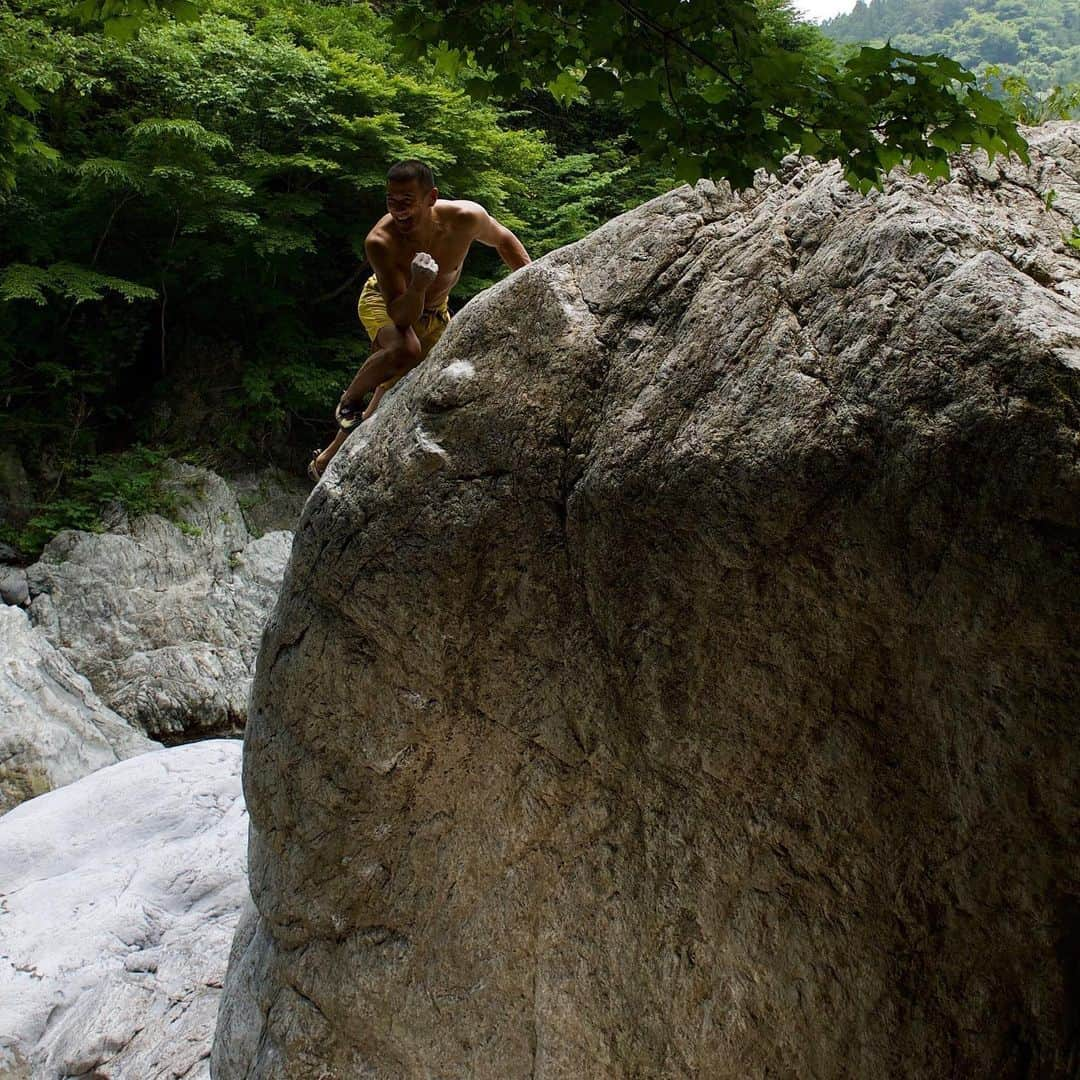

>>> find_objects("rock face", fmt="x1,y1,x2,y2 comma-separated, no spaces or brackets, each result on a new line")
214,125,1080,1078
0,740,248,1080
27,462,292,740
228,466,310,538
0,605,157,813
0,567,29,608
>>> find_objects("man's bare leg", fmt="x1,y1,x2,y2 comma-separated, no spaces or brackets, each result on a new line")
339,323,422,415
312,385,384,474
313,325,423,476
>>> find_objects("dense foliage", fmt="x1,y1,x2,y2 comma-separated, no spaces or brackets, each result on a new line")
822,0,1080,94
12,446,188,552
0,0,645,549
393,0,1026,190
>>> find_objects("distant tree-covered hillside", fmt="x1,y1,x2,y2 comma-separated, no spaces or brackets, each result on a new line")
821,0,1080,91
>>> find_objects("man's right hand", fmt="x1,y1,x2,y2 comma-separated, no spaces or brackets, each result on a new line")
409,252,438,291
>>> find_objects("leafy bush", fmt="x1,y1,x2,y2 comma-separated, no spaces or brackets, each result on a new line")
980,68,1080,122
4,446,185,554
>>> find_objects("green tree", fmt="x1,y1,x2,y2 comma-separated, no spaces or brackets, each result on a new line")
0,15,63,190
0,0,591,498
391,0,1027,191
6,0,711,555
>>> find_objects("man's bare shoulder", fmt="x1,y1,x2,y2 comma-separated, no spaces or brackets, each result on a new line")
365,215,397,253
436,199,488,228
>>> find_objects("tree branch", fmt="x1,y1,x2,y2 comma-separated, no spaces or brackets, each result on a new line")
91,193,135,268
611,0,743,91
313,265,367,304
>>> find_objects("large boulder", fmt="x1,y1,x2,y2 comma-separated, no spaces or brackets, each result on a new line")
214,125,1080,1078
0,605,157,814
0,740,247,1079
27,462,292,740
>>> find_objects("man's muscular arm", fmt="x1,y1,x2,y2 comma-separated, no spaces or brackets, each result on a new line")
465,203,531,271
365,236,435,330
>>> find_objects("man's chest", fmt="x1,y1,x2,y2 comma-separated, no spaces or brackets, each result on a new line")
392,233,473,279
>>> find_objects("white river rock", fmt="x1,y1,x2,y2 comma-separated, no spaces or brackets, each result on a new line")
0,605,157,814
0,739,247,1079
27,463,293,740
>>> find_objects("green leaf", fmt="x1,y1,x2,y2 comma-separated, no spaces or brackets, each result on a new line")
76,157,145,190
464,76,493,100
547,70,583,106
103,16,142,41
1,262,156,305
635,100,669,133
433,45,464,79
699,80,729,106
621,76,659,107
583,67,619,100
492,71,521,97
0,264,51,305
171,0,198,22
909,154,952,182
129,118,232,154
10,85,39,113
672,151,703,184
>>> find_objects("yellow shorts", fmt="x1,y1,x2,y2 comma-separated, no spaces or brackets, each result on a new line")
357,275,450,355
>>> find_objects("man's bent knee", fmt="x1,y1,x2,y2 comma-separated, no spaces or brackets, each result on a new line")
385,336,422,376
375,323,420,354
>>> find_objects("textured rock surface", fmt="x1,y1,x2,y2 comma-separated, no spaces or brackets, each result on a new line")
229,466,310,537
0,740,247,1079
215,125,1080,1078
0,605,157,813
0,567,29,607
26,462,292,740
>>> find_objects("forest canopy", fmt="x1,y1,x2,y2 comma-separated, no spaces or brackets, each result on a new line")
392,0,1026,189
1,0,636,484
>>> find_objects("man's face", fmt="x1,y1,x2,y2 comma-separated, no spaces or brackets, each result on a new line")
386,179,435,236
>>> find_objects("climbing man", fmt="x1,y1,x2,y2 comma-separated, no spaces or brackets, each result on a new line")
309,160,532,480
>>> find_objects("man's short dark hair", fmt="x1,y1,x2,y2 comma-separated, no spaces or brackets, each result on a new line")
387,160,435,191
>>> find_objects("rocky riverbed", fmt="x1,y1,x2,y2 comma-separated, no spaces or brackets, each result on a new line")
0,465,301,1077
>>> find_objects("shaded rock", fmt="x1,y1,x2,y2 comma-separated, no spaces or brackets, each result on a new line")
0,448,32,532
229,466,310,536
0,567,28,607
26,462,293,740
215,125,1080,1078
0,740,247,1079
0,606,157,814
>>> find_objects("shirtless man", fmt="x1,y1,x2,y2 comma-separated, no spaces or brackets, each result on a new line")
309,160,531,479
